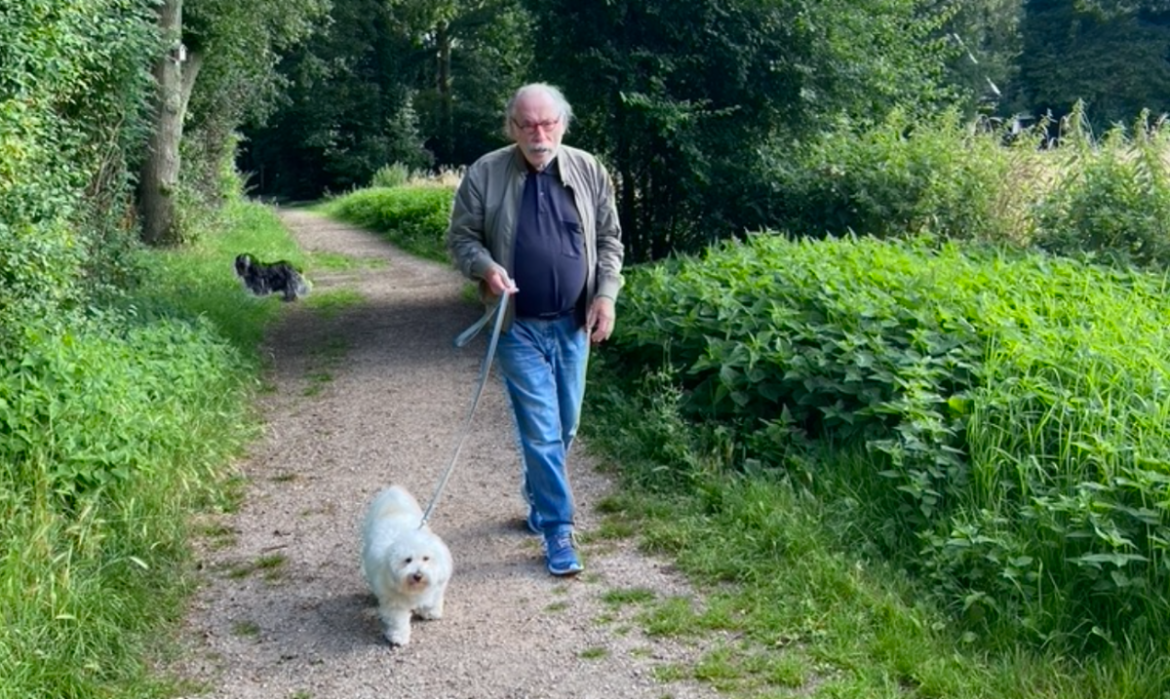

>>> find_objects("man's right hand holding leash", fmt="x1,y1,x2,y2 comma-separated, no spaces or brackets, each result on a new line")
484,267,518,297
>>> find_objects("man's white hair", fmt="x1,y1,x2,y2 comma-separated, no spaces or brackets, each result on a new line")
504,83,573,134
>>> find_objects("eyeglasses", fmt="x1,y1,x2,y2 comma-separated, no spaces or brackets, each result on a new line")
512,118,561,134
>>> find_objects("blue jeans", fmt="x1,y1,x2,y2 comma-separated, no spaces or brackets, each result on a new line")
496,314,589,532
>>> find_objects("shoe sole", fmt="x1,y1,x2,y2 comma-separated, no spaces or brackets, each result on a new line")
548,563,584,577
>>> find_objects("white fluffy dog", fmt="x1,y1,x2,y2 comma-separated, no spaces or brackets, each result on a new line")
360,485,453,647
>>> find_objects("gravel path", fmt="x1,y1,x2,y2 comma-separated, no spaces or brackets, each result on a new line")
174,207,721,699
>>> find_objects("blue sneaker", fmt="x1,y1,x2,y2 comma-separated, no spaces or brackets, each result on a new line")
544,528,583,576
526,508,544,535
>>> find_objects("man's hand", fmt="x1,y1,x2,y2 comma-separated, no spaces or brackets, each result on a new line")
484,268,518,297
586,296,616,344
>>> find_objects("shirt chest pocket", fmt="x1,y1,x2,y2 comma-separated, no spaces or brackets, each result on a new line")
561,221,583,259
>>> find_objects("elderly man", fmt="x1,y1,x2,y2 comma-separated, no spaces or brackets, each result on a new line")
446,83,624,576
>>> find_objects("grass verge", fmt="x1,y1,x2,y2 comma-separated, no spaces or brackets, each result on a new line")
580,360,1170,698
0,199,315,699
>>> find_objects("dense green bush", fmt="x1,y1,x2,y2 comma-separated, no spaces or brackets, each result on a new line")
1034,107,1170,269
610,233,1170,650
324,185,454,262
0,0,157,343
370,162,412,189
765,108,1045,243
2,315,244,499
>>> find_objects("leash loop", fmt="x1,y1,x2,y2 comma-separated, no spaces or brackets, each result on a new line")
420,294,509,526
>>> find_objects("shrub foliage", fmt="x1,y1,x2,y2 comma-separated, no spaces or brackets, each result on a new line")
324,185,455,263
610,233,1170,650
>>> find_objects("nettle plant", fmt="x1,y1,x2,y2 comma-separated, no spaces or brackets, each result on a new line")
615,235,984,521
611,233,1170,648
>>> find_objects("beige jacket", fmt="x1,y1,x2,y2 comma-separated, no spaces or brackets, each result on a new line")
446,144,625,331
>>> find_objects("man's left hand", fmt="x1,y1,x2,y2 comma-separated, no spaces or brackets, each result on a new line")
586,296,616,344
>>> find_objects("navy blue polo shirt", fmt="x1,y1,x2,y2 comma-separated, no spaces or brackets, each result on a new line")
511,159,586,319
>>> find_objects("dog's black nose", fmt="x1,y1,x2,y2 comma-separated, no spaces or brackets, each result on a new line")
411,572,423,582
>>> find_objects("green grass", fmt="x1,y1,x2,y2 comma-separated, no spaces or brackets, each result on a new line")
308,250,387,272
231,621,261,638
305,287,365,319
0,198,304,699
601,587,657,607
580,646,610,660
581,352,1170,698
129,200,309,352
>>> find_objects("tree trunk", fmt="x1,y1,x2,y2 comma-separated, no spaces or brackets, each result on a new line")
615,101,642,262
138,0,186,246
436,20,454,162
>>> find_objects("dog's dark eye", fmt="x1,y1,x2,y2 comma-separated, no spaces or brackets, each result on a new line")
403,557,413,564
423,556,430,562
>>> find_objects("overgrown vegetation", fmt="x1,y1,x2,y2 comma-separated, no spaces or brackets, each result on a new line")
609,230,1170,653
0,200,303,698
766,108,1049,242
1034,107,1170,268
0,0,157,336
320,179,455,263
584,400,1170,696
9,0,1170,695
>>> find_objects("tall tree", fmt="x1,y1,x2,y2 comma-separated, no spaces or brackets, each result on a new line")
137,0,187,246
526,0,955,261
240,0,531,199
1017,0,1170,128
239,0,432,199
389,0,533,165
137,0,327,245
941,0,1025,115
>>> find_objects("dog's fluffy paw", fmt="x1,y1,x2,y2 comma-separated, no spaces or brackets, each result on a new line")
384,627,411,647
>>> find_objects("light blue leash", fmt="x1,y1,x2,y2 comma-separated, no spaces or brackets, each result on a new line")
419,294,510,526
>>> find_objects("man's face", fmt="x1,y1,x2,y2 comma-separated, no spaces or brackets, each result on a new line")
510,92,565,170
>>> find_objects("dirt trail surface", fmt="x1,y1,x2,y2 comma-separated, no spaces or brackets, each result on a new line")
175,208,721,699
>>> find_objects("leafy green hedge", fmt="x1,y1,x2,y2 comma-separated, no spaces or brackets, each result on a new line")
610,233,1170,650
323,186,454,263
0,0,156,338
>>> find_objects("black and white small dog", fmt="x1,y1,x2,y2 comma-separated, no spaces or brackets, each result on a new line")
234,253,312,302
